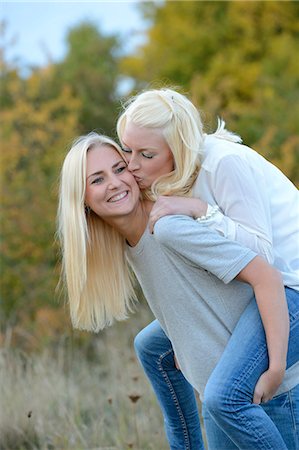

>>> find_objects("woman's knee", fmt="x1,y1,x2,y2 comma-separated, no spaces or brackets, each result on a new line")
204,376,248,416
204,380,226,415
134,325,153,360
134,320,171,362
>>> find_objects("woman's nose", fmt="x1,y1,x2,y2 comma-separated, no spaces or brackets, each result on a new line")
107,174,122,189
127,155,140,172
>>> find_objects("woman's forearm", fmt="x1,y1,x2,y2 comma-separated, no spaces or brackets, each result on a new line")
253,268,289,371
237,256,289,372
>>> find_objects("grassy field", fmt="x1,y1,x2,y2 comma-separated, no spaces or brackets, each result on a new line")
0,302,174,450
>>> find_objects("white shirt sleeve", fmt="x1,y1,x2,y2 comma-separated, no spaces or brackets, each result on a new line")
201,154,274,263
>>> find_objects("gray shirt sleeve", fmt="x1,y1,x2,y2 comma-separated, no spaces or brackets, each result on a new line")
153,215,257,284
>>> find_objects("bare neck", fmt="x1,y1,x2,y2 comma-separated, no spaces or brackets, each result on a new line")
105,200,153,247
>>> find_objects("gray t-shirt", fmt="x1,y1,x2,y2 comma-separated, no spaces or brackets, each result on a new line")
126,215,298,399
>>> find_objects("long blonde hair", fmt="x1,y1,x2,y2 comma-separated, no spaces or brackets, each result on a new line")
57,132,137,332
117,87,241,200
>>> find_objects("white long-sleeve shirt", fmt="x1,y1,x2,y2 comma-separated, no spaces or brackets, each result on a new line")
192,134,299,290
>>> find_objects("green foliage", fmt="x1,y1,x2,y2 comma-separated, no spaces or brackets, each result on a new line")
122,1,299,184
0,64,80,321
54,21,120,136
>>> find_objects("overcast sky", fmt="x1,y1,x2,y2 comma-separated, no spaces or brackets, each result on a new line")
1,1,149,69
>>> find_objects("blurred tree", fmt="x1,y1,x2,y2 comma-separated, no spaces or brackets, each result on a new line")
0,61,80,323
121,1,299,184
0,20,20,109
54,21,120,136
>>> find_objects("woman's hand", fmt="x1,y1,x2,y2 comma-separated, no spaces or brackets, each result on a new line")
149,196,208,233
174,353,181,370
253,367,285,404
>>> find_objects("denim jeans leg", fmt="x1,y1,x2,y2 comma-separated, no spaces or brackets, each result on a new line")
202,403,239,450
262,384,299,450
203,386,299,450
134,319,204,450
204,287,299,450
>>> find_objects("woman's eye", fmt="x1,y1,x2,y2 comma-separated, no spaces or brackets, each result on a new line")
116,165,127,174
142,152,154,159
91,177,103,185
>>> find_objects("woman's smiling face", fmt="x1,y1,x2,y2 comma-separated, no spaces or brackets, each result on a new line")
85,144,140,220
121,121,174,190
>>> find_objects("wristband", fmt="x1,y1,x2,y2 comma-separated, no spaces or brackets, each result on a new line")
196,204,219,222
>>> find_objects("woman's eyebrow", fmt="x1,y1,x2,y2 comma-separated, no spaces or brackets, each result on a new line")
87,160,124,179
87,170,103,179
122,143,156,152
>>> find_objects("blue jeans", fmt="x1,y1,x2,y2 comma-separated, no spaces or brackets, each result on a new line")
134,288,299,449
202,385,299,450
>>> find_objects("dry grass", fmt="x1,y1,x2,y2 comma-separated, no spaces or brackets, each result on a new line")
0,303,170,450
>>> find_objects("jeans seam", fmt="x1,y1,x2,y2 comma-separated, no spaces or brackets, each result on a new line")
286,288,299,323
226,312,299,449
229,345,274,449
158,349,191,450
288,389,299,448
